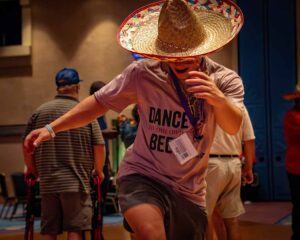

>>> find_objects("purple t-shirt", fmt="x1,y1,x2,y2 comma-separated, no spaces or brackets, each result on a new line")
94,57,244,206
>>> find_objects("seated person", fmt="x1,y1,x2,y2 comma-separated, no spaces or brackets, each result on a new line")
118,104,139,148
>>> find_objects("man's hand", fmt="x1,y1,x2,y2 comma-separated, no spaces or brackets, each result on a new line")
185,70,242,134
185,71,226,108
24,127,52,154
23,140,38,178
25,160,38,177
242,165,254,185
118,114,128,125
25,166,38,179
92,169,105,183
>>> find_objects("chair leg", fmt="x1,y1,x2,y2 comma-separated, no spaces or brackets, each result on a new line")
112,199,118,213
10,201,19,220
22,203,26,217
0,200,8,218
4,201,13,219
82,231,86,240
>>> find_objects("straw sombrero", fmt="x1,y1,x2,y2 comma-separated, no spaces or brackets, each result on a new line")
118,0,244,62
283,83,300,100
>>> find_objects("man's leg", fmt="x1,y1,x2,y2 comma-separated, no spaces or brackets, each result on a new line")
206,217,217,240
130,233,137,240
41,235,57,240
124,203,166,240
218,158,244,240
223,217,241,240
119,174,206,240
287,172,300,240
213,209,227,240
206,158,227,240
207,214,225,240
67,231,82,240
40,194,62,240
61,193,92,240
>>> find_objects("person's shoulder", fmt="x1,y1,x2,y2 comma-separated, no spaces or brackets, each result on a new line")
35,99,56,112
122,59,165,82
286,108,300,119
284,109,300,128
129,58,161,71
36,97,75,112
205,57,240,80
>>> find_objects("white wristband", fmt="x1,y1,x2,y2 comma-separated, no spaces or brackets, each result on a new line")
45,124,56,138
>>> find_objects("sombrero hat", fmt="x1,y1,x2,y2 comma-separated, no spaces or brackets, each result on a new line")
118,0,244,62
283,82,300,100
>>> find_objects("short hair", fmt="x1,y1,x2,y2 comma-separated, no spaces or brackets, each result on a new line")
57,84,79,94
90,81,106,95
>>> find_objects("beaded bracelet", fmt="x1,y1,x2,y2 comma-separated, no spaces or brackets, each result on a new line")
45,124,56,138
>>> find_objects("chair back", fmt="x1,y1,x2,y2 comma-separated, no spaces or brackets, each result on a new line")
0,173,9,198
11,172,27,199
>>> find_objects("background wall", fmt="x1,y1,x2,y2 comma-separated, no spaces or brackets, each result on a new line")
0,0,238,125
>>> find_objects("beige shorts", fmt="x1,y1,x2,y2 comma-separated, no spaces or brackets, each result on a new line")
41,192,92,235
206,157,245,219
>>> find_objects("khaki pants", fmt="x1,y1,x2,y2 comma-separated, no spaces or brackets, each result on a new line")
206,157,245,218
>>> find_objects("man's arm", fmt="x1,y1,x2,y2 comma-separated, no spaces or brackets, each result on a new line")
23,145,38,177
214,99,242,135
24,96,108,151
242,139,255,184
186,71,242,134
23,115,38,176
93,144,106,182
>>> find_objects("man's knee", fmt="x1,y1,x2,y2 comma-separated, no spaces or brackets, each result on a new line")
224,217,239,225
123,203,166,240
134,222,165,240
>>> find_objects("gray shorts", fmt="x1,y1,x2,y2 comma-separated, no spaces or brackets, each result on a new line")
41,192,92,235
118,174,207,240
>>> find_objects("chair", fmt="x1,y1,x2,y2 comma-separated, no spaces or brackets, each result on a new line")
104,176,119,213
105,192,119,213
0,173,16,218
10,172,28,219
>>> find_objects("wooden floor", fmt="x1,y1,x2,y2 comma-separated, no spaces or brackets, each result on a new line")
240,221,291,240
0,202,292,240
0,222,291,240
0,225,131,240
0,217,130,240
239,201,292,224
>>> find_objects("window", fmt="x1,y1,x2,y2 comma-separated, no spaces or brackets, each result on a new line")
0,0,31,64
0,0,22,47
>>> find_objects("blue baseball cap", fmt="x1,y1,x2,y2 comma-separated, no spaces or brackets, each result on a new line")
55,68,82,87
131,52,144,60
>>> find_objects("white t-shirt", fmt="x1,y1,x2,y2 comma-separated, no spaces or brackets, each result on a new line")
210,107,255,155
94,57,244,206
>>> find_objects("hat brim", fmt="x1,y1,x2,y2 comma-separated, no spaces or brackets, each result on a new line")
283,92,300,100
118,0,244,62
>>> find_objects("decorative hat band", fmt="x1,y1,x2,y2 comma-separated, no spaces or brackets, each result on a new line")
118,0,244,61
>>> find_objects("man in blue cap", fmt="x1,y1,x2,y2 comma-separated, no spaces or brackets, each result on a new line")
23,68,105,240
55,68,83,88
